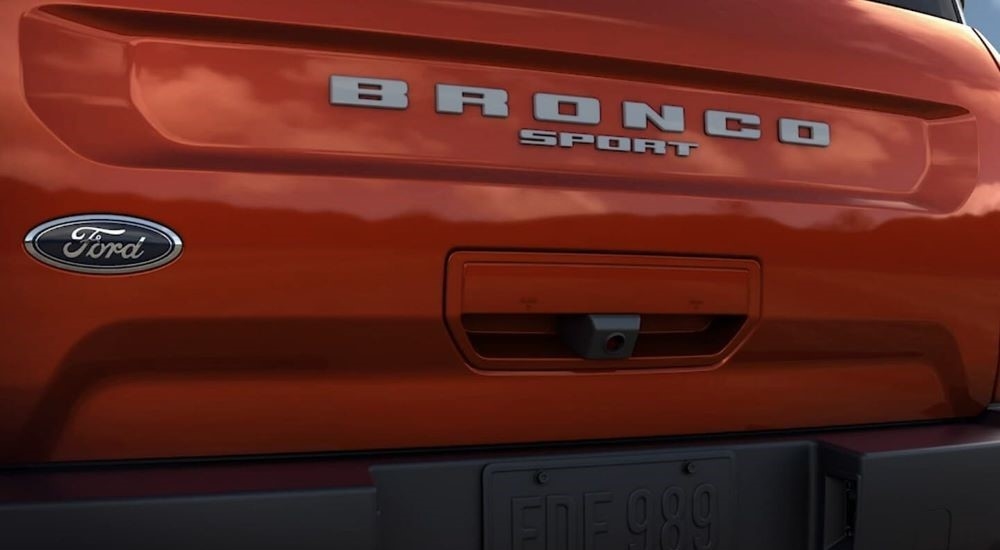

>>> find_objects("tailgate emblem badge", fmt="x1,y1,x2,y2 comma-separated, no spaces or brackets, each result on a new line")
24,214,183,275
329,75,832,158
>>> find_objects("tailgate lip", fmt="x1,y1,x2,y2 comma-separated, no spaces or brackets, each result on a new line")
36,4,969,120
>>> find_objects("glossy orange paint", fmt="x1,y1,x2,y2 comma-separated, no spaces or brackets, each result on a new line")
2,0,1000,464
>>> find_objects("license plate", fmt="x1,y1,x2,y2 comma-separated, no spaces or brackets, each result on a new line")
483,452,733,550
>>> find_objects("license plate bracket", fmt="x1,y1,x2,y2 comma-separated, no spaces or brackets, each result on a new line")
483,452,734,550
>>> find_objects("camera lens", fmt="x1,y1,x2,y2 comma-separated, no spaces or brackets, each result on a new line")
604,333,626,353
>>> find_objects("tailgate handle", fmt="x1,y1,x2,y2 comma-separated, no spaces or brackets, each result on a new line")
445,253,762,371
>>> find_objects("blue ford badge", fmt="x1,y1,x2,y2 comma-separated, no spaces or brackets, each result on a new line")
24,214,182,274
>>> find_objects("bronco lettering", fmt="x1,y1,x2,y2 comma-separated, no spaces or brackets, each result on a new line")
329,74,832,153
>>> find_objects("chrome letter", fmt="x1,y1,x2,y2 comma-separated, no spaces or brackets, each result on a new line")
534,93,600,125
436,84,509,117
622,102,684,132
330,76,408,109
519,129,558,146
705,110,761,140
778,118,830,147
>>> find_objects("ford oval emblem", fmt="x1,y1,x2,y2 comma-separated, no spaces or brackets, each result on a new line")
24,214,182,274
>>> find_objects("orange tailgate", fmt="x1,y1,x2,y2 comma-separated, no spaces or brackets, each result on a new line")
2,0,1000,463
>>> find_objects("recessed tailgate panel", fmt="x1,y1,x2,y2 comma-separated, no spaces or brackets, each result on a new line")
20,5,978,212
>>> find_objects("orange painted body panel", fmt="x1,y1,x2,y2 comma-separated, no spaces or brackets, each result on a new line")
2,0,1000,463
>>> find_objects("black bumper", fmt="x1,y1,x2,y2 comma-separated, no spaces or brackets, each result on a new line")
4,417,1000,550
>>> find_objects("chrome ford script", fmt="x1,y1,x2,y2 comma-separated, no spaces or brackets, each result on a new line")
329,75,831,159
24,214,182,274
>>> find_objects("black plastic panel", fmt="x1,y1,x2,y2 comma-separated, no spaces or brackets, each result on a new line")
6,419,1000,549
0,487,377,550
370,442,812,550
868,0,960,20
820,424,1000,550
